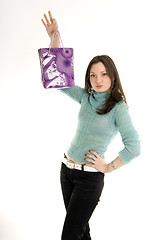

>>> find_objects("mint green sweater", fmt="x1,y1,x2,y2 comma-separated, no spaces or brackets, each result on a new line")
60,85,140,164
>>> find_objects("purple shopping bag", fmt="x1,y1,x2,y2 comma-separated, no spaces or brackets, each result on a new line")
38,31,75,89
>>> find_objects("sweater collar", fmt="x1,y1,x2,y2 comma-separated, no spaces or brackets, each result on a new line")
89,91,111,109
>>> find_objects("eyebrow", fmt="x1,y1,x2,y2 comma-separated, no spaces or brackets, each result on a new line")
90,71,107,73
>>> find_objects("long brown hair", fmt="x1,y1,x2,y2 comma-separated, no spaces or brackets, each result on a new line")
85,55,127,115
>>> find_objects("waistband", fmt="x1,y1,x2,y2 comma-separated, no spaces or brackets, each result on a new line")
62,153,99,172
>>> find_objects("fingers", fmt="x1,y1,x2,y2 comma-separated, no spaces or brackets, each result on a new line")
85,153,96,161
84,158,95,164
84,152,97,166
41,11,52,28
41,18,47,29
48,10,54,23
84,163,95,168
41,11,58,31
89,150,99,158
84,150,104,163
44,13,50,25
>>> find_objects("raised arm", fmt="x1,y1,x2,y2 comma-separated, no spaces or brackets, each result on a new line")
41,11,85,104
59,86,85,104
41,10,60,48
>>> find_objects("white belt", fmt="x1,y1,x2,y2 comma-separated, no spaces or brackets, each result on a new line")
62,157,99,172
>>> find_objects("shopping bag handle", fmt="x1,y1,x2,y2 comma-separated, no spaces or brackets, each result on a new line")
49,31,64,50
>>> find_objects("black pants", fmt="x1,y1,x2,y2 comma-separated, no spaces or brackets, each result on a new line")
60,162,104,240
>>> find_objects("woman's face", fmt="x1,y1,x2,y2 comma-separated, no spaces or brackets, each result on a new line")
89,62,112,92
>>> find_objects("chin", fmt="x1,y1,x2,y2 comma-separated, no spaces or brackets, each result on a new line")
94,88,109,93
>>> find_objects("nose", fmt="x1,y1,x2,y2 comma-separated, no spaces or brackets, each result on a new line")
95,76,102,83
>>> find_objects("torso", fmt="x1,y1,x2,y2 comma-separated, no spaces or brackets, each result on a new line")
65,153,85,165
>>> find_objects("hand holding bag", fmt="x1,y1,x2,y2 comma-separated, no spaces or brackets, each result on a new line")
38,31,75,89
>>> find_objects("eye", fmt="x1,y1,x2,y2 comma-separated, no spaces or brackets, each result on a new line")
90,74,96,78
102,73,107,77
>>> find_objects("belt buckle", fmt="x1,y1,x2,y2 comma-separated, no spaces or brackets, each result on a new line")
67,161,75,169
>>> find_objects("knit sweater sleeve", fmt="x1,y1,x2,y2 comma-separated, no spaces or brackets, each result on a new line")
114,102,141,164
59,85,85,104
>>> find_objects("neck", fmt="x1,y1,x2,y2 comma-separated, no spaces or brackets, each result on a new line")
89,91,111,109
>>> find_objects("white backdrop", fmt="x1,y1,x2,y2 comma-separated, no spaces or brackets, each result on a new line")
0,0,161,239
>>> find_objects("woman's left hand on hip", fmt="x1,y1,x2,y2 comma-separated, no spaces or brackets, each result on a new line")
84,150,107,173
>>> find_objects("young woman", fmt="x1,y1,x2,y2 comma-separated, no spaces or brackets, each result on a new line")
41,11,141,240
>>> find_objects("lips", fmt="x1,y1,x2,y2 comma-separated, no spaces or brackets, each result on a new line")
96,85,103,88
